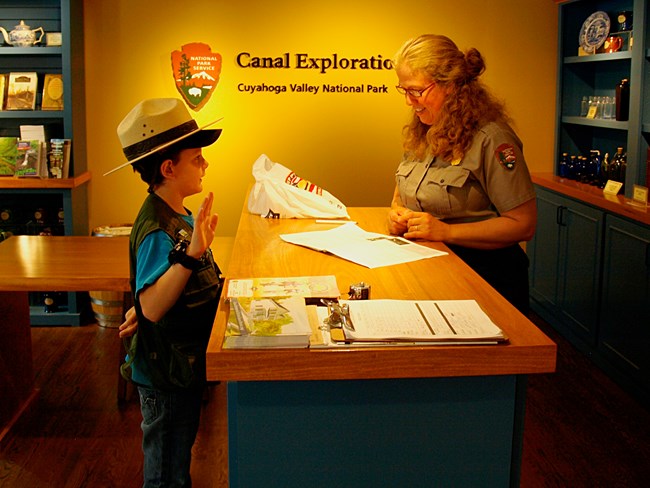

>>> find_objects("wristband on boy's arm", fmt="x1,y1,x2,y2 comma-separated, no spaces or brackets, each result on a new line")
168,239,202,270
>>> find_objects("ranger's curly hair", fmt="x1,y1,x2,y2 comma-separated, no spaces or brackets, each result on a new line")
394,34,512,162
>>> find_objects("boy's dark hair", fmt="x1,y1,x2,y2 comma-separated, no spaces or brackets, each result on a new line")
132,139,196,193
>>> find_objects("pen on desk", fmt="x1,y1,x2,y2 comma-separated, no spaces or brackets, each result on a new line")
315,220,356,224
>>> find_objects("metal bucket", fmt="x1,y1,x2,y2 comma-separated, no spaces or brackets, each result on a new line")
89,224,132,328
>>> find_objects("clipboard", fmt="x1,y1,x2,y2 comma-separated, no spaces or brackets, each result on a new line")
322,299,509,345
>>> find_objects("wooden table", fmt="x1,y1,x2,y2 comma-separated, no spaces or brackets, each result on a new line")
0,235,130,444
206,208,557,488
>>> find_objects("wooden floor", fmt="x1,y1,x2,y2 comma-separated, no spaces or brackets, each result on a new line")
1,313,649,487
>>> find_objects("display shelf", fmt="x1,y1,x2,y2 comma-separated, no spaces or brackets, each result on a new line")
564,50,632,63
555,0,645,197
29,304,85,326
561,116,628,129
0,47,62,55
1,0,88,326
0,171,90,189
0,110,64,119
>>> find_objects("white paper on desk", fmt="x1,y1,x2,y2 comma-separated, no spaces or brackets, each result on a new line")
312,303,504,347
342,299,506,342
280,223,446,268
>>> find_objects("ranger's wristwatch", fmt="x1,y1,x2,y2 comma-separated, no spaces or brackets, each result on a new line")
168,238,202,270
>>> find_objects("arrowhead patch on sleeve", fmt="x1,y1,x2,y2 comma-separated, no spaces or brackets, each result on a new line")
495,143,517,170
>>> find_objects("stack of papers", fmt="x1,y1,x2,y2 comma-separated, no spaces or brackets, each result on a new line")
320,299,508,346
280,223,446,268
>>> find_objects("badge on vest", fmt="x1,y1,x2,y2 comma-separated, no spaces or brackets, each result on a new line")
495,143,517,170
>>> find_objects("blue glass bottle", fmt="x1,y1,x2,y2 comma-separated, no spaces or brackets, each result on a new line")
567,155,577,179
559,152,569,178
587,150,601,184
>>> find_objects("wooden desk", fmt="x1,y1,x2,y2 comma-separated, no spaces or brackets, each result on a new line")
206,208,557,488
0,235,130,444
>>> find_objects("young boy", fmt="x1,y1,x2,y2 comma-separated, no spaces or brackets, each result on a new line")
107,98,223,487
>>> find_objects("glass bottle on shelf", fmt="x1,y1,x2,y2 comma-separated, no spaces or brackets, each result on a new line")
587,150,601,185
619,150,627,191
580,96,589,117
602,96,613,119
575,156,587,181
559,152,570,178
609,147,625,184
599,153,610,188
43,292,58,313
1,207,13,224
567,155,577,179
594,97,602,119
615,79,630,121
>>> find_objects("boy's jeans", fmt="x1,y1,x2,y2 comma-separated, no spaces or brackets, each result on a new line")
138,386,203,488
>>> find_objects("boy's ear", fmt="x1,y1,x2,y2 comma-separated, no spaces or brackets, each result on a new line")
160,158,175,178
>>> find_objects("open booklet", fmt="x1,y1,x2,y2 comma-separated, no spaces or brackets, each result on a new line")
324,299,508,345
280,223,446,268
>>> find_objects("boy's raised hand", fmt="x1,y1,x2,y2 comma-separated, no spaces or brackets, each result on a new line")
187,192,219,259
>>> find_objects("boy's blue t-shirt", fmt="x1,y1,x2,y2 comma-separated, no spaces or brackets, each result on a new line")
129,213,194,386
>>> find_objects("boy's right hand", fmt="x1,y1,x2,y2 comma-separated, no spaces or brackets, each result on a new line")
118,306,138,338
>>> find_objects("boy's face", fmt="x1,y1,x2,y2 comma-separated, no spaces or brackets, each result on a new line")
170,147,209,197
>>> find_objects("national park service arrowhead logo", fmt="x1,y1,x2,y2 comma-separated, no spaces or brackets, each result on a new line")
495,143,517,170
171,42,222,111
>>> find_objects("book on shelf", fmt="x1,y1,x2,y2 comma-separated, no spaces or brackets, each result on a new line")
0,137,18,176
20,125,49,142
41,74,64,111
48,138,71,178
5,72,38,110
14,140,45,178
0,74,7,110
224,295,313,349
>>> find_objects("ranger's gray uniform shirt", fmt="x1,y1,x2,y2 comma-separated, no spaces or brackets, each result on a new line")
395,121,535,224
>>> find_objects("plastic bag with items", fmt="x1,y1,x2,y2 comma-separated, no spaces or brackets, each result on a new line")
247,154,349,219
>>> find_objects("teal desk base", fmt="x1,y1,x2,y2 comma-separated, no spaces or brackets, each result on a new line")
227,375,526,487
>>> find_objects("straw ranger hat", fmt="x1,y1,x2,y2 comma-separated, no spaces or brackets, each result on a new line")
104,98,222,176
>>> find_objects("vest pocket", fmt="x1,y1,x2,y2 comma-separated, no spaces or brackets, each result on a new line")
168,342,202,388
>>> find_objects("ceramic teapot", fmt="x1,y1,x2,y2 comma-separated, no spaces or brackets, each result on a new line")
0,20,45,47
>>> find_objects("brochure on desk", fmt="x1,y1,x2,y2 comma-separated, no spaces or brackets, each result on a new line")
280,223,446,268
224,296,314,349
224,275,338,349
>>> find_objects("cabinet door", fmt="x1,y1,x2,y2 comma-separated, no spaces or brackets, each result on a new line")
599,215,650,384
529,189,563,309
556,199,603,345
529,187,603,345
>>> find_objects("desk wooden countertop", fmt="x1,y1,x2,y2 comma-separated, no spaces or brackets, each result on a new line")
0,235,130,292
206,207,557,382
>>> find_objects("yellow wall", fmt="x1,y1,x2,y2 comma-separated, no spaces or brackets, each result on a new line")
84,0,558,236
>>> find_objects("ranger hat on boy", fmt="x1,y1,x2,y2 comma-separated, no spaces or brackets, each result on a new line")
105,98,222,176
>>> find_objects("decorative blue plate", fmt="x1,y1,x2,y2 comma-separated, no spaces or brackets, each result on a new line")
579,11,610,54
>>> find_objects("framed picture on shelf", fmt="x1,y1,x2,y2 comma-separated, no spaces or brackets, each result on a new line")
41,74,64,111
5,72,38,110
